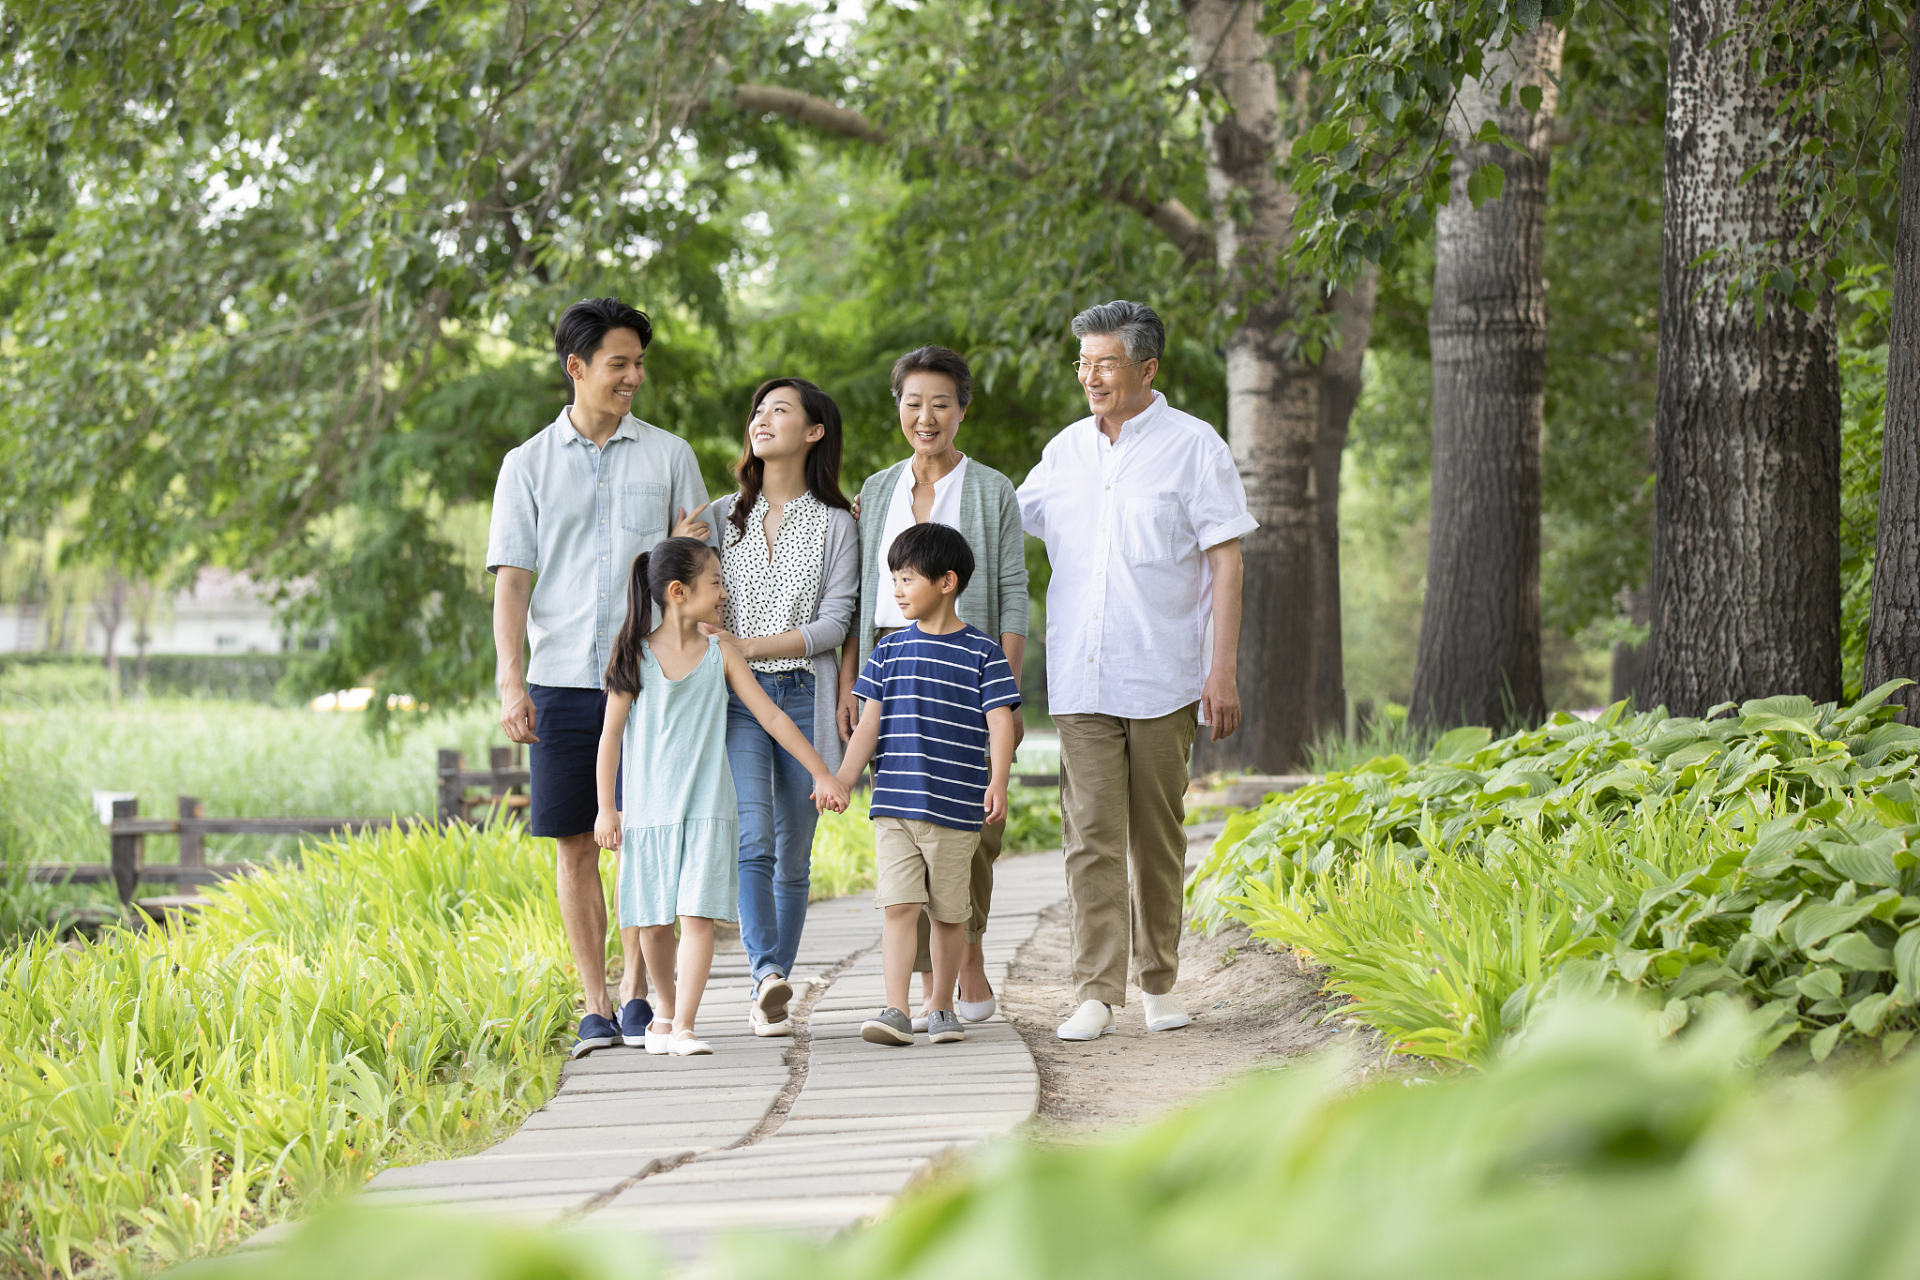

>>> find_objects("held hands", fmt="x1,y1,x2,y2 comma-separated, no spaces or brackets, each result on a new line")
811,772,851,815
672,502,712,541
983,780,1009,825
593,807,622,850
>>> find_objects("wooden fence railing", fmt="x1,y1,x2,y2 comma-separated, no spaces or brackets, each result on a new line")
29,747,530,906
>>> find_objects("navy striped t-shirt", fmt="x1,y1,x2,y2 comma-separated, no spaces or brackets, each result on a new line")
854,623,1022,831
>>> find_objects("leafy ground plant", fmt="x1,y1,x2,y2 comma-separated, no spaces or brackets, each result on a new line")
1192,684,1920,1065
176,1000,1920,1280
0,822,575,1278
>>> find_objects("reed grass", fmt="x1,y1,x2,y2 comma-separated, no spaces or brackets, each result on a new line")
0,821,575,1278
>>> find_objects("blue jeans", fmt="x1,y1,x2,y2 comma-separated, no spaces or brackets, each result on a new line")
726,669,819,985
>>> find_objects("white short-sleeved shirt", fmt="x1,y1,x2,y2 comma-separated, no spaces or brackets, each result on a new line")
872,456,969,629
486,408,709,689
1016,392,1257,719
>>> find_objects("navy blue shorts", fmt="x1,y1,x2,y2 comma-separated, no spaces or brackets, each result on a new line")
528,684,621,839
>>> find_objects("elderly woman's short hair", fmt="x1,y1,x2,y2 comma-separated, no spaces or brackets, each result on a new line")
1070,300,1165,365
890,345,974,408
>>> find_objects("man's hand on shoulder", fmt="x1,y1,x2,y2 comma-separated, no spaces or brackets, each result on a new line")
500,683,539,744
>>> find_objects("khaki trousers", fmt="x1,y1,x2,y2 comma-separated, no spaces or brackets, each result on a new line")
912,817,1004,972
1056,703,1197,1007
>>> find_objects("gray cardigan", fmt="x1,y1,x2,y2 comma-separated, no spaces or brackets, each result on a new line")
705,493,859,772
854,458,1030,669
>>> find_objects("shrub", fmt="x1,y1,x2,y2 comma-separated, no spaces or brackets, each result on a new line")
1192,684,1920,1065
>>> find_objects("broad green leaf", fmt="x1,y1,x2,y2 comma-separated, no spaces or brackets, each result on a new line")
1815,835,1903,886
1895,929,1920,996
1796,969,1844,1002
1428,726,1492,765
1749,892,1804,940
1836,678,1914,725
1809,1021,1845,1061
1812,931,1894,972
1847,991,1896,1034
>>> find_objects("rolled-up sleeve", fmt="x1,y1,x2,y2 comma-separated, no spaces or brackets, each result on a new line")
996,485,1030,638
800,510,860,656
486,448,538,574
1016,451,1048,539
1188,435,1259,549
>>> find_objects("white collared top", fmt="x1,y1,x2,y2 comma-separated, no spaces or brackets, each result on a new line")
486,408,709,689
872,455,970,629
1016,392,1256,719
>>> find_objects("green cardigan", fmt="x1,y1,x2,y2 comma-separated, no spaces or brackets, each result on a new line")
854,458,1030,668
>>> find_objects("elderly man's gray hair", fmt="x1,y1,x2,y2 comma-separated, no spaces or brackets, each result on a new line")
1071,300,1165,365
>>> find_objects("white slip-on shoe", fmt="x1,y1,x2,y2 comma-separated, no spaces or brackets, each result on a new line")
1056,999,1115,1041
668,1029,713,1056
1142,990,1192,1032
955,993,997,1022
644,1018,673,1055
911,1006,931,1034
749,1005,792,1038
754,973,793,1025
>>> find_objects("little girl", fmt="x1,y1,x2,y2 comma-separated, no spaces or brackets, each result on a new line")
594,536,849,1056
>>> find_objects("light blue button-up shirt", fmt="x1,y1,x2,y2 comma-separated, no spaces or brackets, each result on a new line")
487,408,710,689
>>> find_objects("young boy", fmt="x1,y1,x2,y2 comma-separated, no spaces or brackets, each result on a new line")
838,523,1021,1046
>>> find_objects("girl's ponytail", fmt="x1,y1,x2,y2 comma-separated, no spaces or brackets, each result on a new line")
604,551,653,695
603,537,720,696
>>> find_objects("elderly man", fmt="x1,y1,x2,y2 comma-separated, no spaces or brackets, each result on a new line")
1017,299,1254,1041
488,297,710,1058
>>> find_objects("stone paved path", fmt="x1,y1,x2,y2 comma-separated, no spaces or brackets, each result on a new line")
361,850,1067,1264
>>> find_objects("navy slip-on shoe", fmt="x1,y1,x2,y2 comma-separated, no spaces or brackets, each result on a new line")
617,998,655,1047
571,1013,619,1059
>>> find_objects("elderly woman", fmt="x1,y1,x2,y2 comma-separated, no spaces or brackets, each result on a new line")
837,345,1028,1028
705,377,859,1037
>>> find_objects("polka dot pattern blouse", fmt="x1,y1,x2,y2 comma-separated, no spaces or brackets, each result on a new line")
721,492,829,673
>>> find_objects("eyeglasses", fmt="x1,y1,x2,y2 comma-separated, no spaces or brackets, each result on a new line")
1072,358,1138,378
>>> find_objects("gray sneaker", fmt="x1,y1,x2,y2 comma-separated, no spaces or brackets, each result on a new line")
861,1006,915,1046
927,1008,965,1044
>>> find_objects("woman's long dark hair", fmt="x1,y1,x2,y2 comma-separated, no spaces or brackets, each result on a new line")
604,536,719,696
728,377,853,539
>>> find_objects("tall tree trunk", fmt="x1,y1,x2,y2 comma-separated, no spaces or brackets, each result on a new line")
1315,273,1378,738
1863,20,1920,723
1410,26,1563,731
1183,0,1319,775
1610,585,1651,706
1648,0,1842,713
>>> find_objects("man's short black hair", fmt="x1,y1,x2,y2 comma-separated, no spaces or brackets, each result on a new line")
554,298,652,389
887,522,974,595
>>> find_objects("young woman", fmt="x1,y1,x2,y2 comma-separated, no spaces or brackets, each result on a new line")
702,378,859,1037
593,537,849,1056
837,346,1029,1030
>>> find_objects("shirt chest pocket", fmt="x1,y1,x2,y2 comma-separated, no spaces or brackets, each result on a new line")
1118,497,1183,565
619,481,669,537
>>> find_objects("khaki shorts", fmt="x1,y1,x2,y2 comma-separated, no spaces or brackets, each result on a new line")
873,816,977,924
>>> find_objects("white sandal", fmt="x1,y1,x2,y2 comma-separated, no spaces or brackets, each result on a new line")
668,1028,712,1056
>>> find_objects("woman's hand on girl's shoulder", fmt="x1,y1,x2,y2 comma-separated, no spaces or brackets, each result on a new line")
699,622,750,659
594,808,622,850
811,772,851,814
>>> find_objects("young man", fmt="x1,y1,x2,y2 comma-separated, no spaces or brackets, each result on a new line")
1017,299,1254,1043
836,523,1021,1047
487,297,711,1057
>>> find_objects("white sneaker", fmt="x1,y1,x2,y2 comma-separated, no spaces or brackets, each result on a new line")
1142,990,1191,1032
1056,999,1114,1041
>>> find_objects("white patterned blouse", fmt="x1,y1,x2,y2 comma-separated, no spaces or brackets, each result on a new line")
719,492,831,674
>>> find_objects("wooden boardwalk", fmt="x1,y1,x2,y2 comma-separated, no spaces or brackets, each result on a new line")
359,849,1068,1263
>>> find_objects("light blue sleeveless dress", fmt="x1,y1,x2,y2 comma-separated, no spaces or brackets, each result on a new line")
616,637,740,926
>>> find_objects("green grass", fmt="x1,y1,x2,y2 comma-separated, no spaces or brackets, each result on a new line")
0,820,577,1278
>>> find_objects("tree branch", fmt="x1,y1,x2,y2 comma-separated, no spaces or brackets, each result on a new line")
728,83,1216,265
